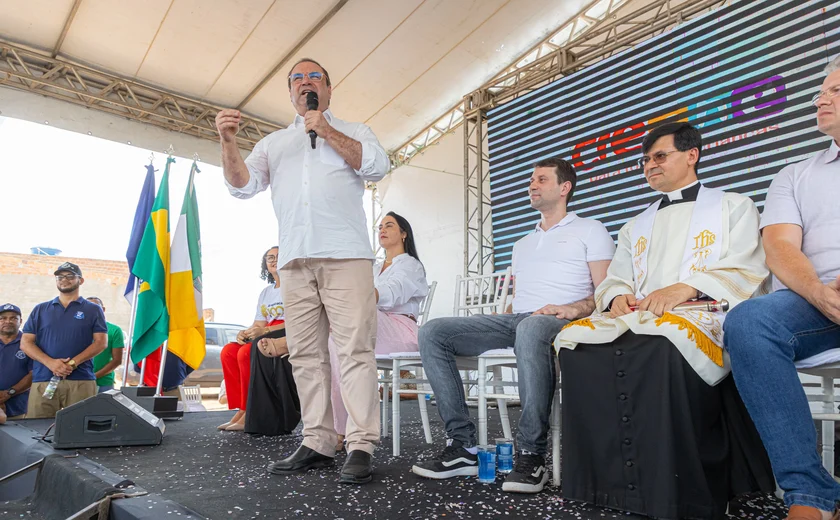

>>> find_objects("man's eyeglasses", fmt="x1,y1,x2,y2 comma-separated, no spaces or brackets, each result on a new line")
812,85,840,106
265,255,278,263
55,274,79,281
289,71,324,84
637,150,679,168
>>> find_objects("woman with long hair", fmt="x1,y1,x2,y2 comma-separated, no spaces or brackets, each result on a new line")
217,247,287,431
329,211,429,450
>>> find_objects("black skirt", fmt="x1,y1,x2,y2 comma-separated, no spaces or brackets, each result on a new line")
244,329,301,436
558,331,775,520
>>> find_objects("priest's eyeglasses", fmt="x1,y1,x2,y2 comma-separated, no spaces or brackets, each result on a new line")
638,150,678,168
289,71,324,84
812,85,840,106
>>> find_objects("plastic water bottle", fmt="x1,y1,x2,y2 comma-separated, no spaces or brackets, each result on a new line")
43,376,61,400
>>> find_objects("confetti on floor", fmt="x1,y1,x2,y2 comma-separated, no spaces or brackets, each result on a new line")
12,404,786,520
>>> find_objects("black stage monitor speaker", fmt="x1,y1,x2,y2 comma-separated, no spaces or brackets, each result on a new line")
52,390,165,449
120,386,182,419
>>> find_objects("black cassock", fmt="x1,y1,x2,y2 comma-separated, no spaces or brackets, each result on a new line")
244,328,301,436
559,332,775,520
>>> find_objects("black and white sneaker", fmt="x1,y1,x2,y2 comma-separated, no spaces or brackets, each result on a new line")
502,453,549,493
411,439,478,479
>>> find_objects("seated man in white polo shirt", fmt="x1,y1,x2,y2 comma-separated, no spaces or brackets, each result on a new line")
411,157,615,494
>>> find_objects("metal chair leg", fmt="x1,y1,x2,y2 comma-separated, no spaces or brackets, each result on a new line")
392,359,401,456
822,375,835,476
417,366,433,444
551,388,561,487
492,366,512,439
478,358,488,446
381,368,391,437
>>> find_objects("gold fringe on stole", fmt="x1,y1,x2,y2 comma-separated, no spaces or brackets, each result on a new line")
562,318,595,331
655,313,724,367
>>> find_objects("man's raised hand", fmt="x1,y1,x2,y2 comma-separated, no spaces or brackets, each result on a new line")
215,109,241,143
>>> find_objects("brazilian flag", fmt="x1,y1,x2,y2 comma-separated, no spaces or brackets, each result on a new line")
130,157,173,363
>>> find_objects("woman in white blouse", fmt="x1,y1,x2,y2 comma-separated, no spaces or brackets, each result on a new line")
330,212,429,450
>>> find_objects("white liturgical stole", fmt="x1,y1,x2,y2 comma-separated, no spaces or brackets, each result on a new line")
630,186,725,299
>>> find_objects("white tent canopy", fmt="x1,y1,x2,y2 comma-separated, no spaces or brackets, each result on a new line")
0,0,590,153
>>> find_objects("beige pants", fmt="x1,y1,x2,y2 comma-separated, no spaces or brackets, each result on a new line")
28,380,97,419
280,258,380,456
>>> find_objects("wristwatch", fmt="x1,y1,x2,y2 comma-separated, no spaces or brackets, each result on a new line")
67,359,77,369
7,388,16,396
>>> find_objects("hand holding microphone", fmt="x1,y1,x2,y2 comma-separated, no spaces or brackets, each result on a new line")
305,91,319,149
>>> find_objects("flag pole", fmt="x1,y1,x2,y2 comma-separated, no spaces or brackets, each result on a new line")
121,277,140,388
156,341,170,396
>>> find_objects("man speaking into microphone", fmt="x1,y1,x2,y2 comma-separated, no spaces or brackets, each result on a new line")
215,58,389,484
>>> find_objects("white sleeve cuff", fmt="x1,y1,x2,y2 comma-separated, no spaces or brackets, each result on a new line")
358,141,389,181
225,169,260,199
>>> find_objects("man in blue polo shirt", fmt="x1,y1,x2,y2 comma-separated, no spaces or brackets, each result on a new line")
21,262,107,418
0,303,32,420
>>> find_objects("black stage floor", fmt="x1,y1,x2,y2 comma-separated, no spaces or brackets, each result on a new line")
10,404,786,520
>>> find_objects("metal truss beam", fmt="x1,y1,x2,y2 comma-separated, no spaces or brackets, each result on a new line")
458,0,731,275
0,40,283,151
463,106,493,277
391,0,729,169
367,181,384,256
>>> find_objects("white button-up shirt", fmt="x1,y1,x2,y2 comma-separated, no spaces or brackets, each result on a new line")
227,109,390,269
374,254,429,317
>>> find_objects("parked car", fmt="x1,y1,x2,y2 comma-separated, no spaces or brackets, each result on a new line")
114,322,247,388
184,322,247,386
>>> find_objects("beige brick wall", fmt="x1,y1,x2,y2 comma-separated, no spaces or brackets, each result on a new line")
0,252,132,332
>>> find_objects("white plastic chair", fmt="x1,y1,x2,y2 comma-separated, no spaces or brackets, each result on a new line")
379,281,438,438
796,350,840,476
178,384,206,412
391,268,512,455
477,350,516,445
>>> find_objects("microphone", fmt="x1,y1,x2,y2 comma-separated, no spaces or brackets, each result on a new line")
306,91,319,149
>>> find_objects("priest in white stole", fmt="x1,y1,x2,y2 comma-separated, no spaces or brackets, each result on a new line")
555,123,775,520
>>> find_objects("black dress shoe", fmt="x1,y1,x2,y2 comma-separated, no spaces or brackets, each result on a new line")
268,445,334,475
339,450,373,484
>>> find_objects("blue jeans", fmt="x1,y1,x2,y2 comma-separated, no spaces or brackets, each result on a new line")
97,385,114,393
724,289,840,511
418,313,568,455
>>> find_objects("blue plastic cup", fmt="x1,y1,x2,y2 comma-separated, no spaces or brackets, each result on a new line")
477,445,496,484
495,438,514,474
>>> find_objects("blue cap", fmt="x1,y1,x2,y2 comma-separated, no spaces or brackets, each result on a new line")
54,262,82,277
0,303,21,316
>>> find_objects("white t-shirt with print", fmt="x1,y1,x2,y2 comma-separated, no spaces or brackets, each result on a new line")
255,284,285,323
